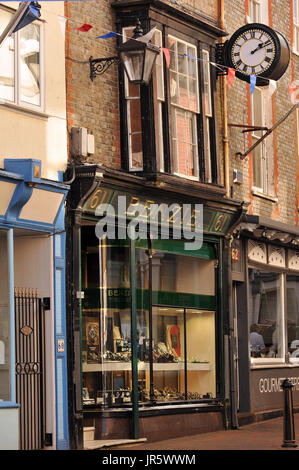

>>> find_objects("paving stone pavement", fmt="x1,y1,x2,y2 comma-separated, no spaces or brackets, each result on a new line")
109,414,299,451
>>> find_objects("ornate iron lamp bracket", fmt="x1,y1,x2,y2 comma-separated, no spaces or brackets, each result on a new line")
89,56,120,81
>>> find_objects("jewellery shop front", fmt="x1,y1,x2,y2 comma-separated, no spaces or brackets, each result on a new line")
232,215,299,421
66,165,243,447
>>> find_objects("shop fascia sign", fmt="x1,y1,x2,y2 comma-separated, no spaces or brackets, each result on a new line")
82,186,233,236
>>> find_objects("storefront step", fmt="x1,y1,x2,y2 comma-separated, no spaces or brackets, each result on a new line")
84,438,147,450
83,426,95,442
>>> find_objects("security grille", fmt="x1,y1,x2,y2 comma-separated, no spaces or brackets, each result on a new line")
15,288,45,450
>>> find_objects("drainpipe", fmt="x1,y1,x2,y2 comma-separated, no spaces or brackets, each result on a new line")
219,0,230,198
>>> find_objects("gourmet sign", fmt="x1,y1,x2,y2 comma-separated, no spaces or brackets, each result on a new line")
251,369,299,411
258,376,299,393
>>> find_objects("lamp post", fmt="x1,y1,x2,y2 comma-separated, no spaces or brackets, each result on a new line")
89,19,160,85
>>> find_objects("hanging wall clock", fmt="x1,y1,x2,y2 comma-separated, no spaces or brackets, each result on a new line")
223,23,290,86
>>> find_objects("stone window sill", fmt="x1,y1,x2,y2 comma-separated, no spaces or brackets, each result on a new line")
251,188,278,203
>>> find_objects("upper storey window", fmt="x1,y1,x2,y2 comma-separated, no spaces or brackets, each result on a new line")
121,24,218,184
0,6,43,110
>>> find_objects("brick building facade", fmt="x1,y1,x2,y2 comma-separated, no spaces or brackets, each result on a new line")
225,0,299,423
64,0,299,448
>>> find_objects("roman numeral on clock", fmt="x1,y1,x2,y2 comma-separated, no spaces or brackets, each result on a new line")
265,56,271,62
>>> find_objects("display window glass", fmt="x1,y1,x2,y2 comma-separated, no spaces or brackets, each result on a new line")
248,269,284,360
286,275,299,362
81,225,216,408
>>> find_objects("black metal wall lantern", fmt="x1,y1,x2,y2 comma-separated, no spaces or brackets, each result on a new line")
89,20,160,84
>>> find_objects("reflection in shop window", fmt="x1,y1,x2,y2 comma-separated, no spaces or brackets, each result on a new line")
248,269,283,359
81,226,217,408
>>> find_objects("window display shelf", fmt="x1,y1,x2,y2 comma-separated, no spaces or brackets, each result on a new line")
83,361,211,372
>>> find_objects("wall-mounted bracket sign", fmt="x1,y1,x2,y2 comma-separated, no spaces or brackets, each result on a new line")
218,23,290,86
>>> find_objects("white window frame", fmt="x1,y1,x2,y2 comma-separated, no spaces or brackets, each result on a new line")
249,270,286,366
294,0,299,55
248,0,268,25
0,6,44,112
251,87,269,194
168,35,200,180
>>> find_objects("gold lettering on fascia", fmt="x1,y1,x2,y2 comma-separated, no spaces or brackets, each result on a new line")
258,377,299,393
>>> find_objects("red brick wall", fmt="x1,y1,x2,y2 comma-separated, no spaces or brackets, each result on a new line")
65,0,121,168
225,0,299,226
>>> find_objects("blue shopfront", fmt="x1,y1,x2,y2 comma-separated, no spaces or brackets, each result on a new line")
0,159,69,450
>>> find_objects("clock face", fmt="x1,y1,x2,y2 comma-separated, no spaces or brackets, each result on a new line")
223,23,290,86
231,28,276,76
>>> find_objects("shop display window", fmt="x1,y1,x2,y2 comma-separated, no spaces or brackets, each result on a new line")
81,225,216,408
248,269,283,359
286,275,299,361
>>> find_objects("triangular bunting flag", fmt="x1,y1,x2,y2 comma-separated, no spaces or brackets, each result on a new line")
268,79,277,101
96,31,118,39
136,26,157,43
288,81,297,104
250,75,256,95
228,68,236,90
13,2,41,33
75,23,93,32
162,48,170,68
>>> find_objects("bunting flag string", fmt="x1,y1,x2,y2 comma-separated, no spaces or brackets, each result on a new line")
71,20,297,96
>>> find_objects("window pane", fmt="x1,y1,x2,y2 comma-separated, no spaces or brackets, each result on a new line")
127,97,143,170
177,42,186,74
249,269,283,359
186,310,216,400
168,37,177,71
171,109,198,177
82,232,133,408
0,230,10,401
170,71,178,104
202,50,212,117
152,307,185,402
19,23,40,106
0,9,14,102
187,47,197,78
152,251,215,302
286,275,299,358
178,75,188,108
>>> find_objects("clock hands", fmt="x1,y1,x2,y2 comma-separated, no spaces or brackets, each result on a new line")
250,40,272,55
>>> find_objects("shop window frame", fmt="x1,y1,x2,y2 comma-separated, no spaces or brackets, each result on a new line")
80,223,222,410
247,262,299,366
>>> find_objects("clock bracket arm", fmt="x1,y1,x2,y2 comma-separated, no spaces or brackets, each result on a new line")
235,103,299,160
